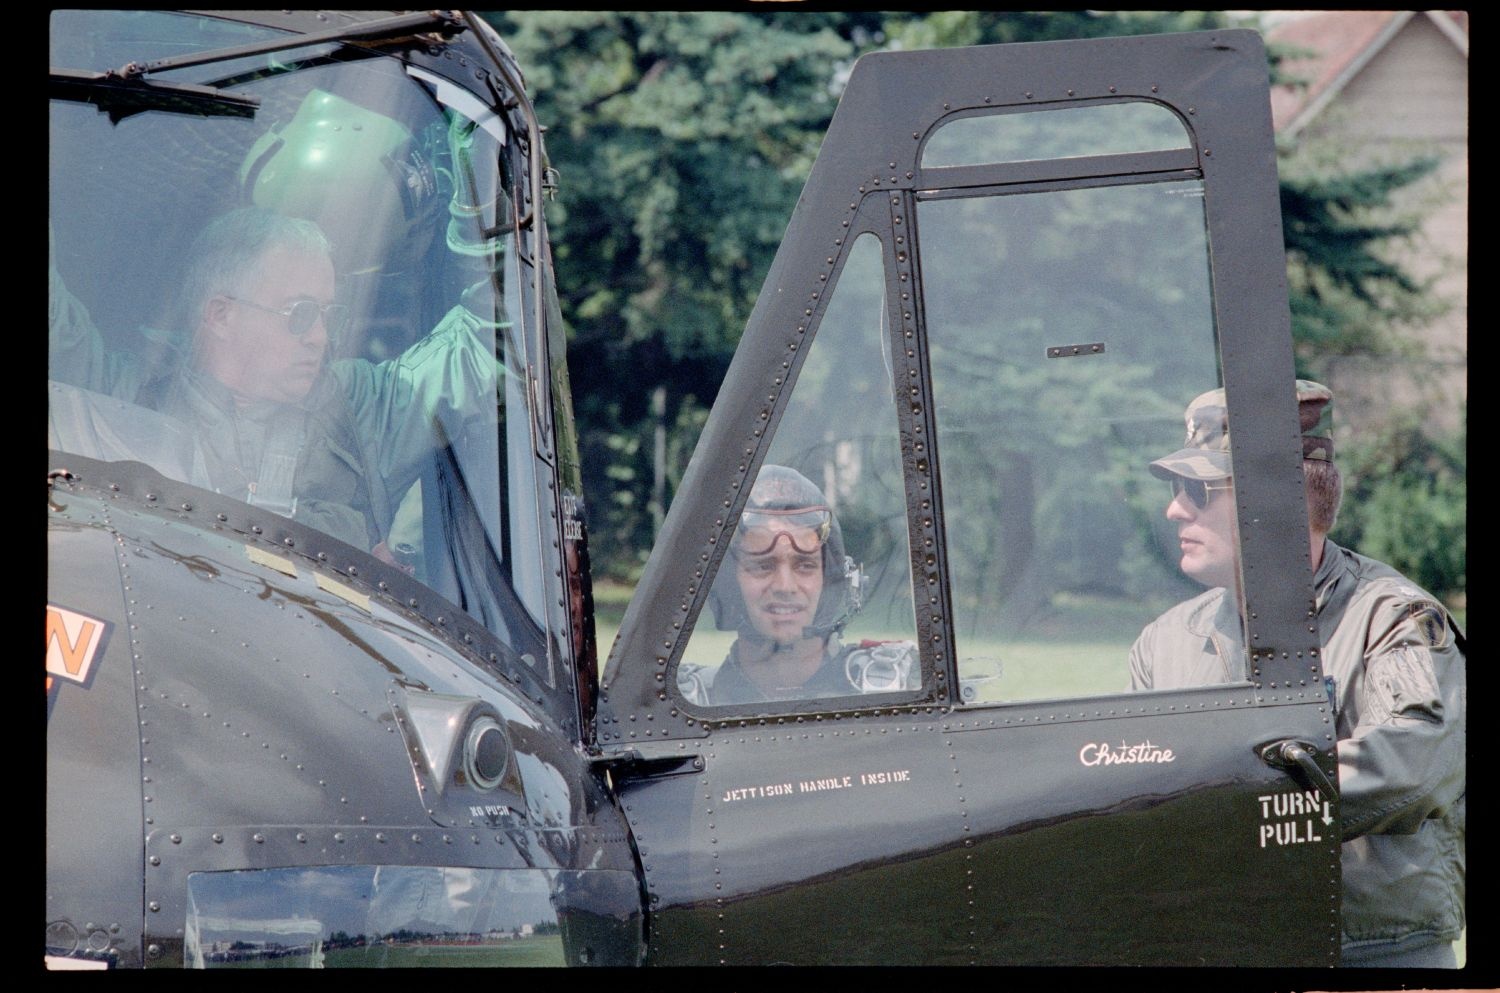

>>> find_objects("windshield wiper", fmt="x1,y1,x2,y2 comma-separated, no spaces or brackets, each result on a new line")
51,11,466,123
113,10,463,81
50,66,260,121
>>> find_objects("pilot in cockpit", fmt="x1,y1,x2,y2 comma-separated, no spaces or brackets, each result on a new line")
49,89,511,570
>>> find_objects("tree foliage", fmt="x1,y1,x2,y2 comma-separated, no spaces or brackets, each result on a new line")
1332,412,1466,616
483,11,1460,607
483,12,851,570
1281,158,1444,360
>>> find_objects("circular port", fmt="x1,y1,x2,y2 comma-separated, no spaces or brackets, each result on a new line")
465,716,510,790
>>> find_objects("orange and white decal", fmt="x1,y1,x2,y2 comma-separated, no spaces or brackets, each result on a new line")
46,605,110,686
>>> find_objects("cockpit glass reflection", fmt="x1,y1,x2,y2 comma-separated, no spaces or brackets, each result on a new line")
185,866,565,967
49,10,552,677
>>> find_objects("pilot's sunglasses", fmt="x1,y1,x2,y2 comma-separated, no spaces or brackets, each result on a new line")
734,506,832,555
227,295,350,338
1171,476,1233,510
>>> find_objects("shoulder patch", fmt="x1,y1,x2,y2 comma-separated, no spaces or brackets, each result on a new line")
1409,602,1452,650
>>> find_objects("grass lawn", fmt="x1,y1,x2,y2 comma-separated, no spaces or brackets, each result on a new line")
320,936,564,967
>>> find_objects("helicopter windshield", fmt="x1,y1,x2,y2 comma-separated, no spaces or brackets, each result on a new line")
49,11,551,666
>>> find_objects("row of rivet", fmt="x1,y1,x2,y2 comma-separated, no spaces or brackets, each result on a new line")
145,826,524,866
57,491,126,965
942,695,1276,729
922,86,1215,195
1249,608,1324,704
618,792,669,959
436,41,506,95
708,723,942,744
119,530,160,836
148,823,596,854
703,760,724,959
139,666,355,824
937,692,1336,734
947,736,977,958
698,703,950,733
886,189,949,703
103,473,519,685
938,83,1166,116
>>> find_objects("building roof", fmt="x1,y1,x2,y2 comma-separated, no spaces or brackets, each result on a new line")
1268,10,1469,138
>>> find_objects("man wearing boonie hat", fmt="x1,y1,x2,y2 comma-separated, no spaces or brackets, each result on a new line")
1129,381,1465,967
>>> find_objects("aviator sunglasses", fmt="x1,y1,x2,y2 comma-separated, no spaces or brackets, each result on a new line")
226,295,351,338
1171,476,1233,510
734,505,832,555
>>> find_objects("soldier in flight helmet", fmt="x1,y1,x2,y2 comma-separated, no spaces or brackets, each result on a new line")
679,464,915,706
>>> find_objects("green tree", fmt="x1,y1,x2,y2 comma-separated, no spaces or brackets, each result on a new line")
485,12,1455,600
1332,412,1466,618
1268,28,1462,610
1278,155,1464,613
1280,157,1444,363
874,9,1232,48
482,11,853,576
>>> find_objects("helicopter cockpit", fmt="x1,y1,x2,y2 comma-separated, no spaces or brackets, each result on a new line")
49,10,560,683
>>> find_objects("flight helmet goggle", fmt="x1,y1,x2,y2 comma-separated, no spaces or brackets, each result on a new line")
732,504,832,557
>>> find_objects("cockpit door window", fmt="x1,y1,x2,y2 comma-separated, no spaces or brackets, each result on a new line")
672,233,923,712
922,99,1191,167
918,177,1246,703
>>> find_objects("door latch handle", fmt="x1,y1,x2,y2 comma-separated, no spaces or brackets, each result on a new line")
589,749,704,782
1258,739,1338,803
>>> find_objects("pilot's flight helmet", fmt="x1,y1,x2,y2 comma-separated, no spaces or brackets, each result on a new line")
708,464,864,639
238,89,441,275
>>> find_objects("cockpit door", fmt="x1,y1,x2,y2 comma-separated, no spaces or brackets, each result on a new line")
602,30,1339,966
